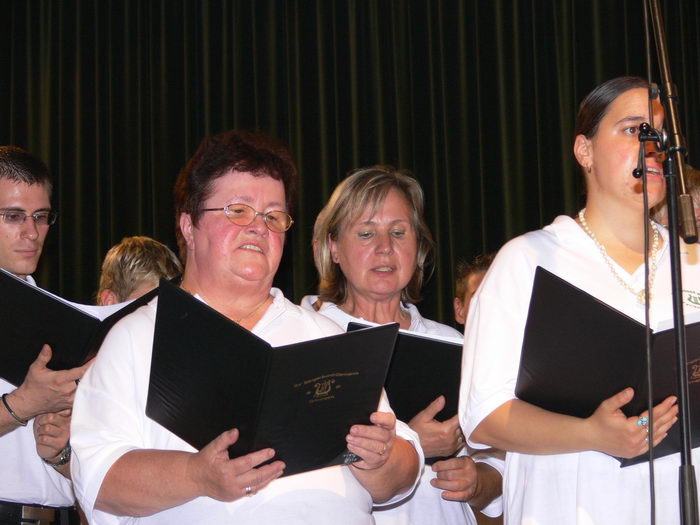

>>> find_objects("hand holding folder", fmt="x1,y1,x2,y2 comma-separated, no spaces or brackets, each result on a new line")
407,395,462,458
186,427,285,499
516,266,699,466
347,322,464,460
146,279,400,477
347,322,463,423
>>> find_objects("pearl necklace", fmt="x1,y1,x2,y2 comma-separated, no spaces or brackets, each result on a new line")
577,208,659,304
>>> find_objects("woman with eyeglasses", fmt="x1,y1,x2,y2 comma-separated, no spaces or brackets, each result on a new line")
69,131,421,525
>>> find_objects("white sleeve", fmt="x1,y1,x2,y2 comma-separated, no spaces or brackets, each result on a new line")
459,241,538,449
372,389,425,507
70,308,159,524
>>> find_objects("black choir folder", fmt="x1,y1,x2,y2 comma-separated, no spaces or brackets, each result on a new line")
347,322,463,422
516,266,700,467
0,268,157,387
146,279,399,477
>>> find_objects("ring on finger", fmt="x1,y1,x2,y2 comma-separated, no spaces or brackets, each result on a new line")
245,485,254,497
379,443,387,456
637,416,649,433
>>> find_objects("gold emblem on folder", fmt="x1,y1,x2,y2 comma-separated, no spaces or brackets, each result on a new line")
314,379,334,398
689,357,700,385
294,372,360,404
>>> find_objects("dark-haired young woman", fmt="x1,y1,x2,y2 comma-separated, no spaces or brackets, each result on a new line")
459,77,700,523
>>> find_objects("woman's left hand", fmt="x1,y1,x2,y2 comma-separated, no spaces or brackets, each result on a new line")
430,456,478,501
346,411,396,470
431,456,503,510
409,396,463,458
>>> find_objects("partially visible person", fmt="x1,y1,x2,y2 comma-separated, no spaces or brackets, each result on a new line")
96,235,182,305
453,254,495,328
453,253,500,525
70,131,421,525
460,76,697,523
0,146,87,525
651,164,700,232
304,165,503,525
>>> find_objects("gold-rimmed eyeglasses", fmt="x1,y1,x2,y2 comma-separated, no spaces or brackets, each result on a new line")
200,203,293,233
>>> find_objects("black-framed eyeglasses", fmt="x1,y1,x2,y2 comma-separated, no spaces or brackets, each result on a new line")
200,203,293,233
0,210,58,226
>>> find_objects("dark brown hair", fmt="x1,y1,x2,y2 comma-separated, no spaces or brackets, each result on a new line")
0,146,52,193
455,253,495,299
173,130,298,258
575,76,649,139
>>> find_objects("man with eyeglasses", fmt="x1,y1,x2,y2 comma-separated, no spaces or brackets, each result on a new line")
0,146,85,525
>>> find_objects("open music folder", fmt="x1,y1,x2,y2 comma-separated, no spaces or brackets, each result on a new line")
0,268,157,386
516,266,700,466
348,321,463,423
146,279,400,476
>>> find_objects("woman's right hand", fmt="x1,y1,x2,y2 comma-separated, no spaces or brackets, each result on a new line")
585,387,678,458
188,428,285,501
408,396,463,458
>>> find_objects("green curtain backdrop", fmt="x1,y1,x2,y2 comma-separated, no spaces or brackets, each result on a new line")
2,0,699,325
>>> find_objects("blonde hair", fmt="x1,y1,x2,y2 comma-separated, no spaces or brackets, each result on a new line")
313,165,434,305
97,236,182,302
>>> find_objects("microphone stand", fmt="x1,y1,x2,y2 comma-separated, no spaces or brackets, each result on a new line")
643,1,699,523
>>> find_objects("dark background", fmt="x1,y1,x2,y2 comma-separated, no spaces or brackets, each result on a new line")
2,0,699,327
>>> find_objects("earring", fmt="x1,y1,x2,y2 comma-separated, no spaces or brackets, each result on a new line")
586,165,592,174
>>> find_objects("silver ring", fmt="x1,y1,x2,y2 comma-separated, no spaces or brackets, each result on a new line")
379,443,387,456
245,485,253,497
637,416,649,434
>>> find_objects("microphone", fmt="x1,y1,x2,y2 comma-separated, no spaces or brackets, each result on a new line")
632,123,664,178
633,124,648,178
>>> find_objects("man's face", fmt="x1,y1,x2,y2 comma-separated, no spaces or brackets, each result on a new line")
0,179,52,280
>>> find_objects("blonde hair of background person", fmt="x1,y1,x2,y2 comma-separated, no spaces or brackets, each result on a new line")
313,165,435,307
651,165,700,230
97,236,182,305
